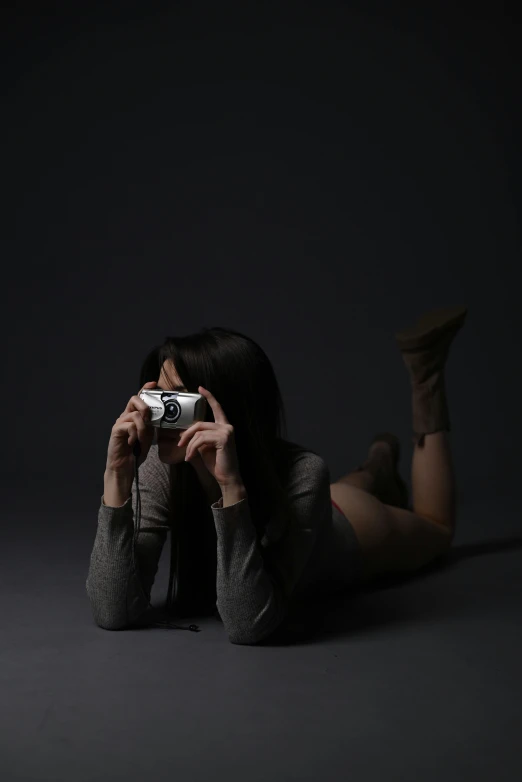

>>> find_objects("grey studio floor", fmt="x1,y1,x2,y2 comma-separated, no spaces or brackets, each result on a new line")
2,498,521,782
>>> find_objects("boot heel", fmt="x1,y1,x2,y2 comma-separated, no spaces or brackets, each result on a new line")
394,305,468,446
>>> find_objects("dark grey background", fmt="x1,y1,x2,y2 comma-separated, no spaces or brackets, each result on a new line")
4,0,521,511
2,4,521,782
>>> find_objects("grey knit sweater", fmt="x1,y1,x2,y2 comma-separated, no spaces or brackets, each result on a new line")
86,442,363,645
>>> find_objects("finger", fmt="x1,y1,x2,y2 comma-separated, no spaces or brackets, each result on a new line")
123,395,151,418
125,420,149,448
178,421,217,447
198,386,229,425
127,422,137,446
112,420,138,446
130,410,148,443
186,433,203,460
123,394,152,420
118,410,152,429
123,381,157,415
185,432,218,460
116,411,148,444
138,381,158,394
185,433,202,461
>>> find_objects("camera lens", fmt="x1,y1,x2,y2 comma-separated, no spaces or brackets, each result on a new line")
163,400,181,423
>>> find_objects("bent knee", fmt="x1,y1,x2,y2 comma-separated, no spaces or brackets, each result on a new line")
416,511,456,542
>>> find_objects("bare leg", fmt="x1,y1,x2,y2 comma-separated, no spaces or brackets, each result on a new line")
330,306,467,581
332,426,456,580
340,432,456,532
411,431,456,532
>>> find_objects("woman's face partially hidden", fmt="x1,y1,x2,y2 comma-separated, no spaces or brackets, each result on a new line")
154,360,188,464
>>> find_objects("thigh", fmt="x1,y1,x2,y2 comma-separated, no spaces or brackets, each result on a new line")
330,482,453,583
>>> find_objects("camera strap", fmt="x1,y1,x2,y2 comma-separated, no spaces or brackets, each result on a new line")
132,440,200,632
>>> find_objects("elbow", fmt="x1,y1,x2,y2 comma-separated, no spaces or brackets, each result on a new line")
227,620,283,646
228,633,257,646
221,616,268,645
221,595,288,646
93,617,128,631
85,576,133,630
218,612,266,645
89,608,129,631
86,590,129,631
227,629,276,646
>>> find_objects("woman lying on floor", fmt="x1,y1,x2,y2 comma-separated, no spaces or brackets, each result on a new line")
86,306,467,644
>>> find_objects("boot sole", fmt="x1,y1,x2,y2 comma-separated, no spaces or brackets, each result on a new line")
394,305,468,351
369,432,410,510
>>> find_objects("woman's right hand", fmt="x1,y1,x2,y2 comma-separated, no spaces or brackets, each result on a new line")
105,381,158,477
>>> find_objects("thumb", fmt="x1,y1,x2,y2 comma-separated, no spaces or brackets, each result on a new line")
139,381,158,393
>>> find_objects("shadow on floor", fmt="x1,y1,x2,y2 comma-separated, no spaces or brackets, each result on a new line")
120,534,522,642
261,534,522,647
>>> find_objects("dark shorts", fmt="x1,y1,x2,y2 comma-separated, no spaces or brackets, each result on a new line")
326,498,366,590
331,497,347,519
292,498,365,602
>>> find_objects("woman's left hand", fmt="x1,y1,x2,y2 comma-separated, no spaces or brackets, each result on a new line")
178,386,244,489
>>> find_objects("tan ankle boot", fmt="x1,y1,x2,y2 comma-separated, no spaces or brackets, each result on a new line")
355,432,410,509
395,306,468,446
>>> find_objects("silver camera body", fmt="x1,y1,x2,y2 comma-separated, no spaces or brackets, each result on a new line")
139,388,208,431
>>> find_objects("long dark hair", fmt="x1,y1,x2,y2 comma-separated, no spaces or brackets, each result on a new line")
139,326,297,618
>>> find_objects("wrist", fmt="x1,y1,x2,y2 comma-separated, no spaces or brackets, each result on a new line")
103,468,133,507
104,466,133,484
103,469,134,493
219,481,247,506
219,476,246,491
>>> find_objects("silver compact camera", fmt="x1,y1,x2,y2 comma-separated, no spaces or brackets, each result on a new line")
139,388,208,431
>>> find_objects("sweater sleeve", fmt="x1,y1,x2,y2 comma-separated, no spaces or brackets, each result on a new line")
85,444,172,630
211,452,331,645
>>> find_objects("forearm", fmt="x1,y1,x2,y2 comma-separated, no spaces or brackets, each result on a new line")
86,498,150,629
88,444,172,630
212,495,287,644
